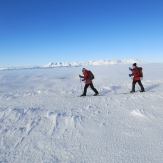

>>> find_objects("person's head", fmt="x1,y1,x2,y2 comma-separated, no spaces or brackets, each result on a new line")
132,63,137,68
82,68,86,72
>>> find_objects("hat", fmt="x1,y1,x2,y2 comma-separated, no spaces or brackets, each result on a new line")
133,63,137,66
82,68,86,72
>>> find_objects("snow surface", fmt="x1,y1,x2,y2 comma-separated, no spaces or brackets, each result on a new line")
0,59,147,71
0,63,163,163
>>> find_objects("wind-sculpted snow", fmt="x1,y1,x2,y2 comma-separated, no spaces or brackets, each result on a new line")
0,64,163,163
0,58,147,71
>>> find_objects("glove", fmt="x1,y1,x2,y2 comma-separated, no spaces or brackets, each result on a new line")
82,79,85,81
129,67,132,71
129,74,132,77
79,74,82,78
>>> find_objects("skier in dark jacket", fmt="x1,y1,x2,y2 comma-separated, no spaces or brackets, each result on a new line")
79,68,99,96
129,63,145,93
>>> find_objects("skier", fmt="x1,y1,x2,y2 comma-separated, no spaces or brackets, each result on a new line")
79,68,99,96
129,63,145,93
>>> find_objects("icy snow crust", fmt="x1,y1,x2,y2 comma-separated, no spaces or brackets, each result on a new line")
0,64,163,163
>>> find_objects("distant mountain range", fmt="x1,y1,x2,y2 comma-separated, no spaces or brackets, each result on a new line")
0,59,147,71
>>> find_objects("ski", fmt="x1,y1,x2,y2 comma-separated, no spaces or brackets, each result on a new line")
123,92,138,94
116,91,154,95
78,94,105,97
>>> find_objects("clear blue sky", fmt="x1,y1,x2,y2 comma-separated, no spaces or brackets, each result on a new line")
0,0,163,66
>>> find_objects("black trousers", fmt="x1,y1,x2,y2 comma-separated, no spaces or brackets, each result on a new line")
83,83,98,95
132,80,145,92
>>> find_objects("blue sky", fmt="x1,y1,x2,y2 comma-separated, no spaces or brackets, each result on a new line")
0,0,163,66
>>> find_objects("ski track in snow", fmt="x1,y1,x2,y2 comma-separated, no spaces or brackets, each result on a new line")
0,64,163,163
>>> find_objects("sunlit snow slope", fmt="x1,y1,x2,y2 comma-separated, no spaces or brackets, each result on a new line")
0,64,163,163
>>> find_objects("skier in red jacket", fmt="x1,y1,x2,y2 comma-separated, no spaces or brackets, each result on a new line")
129,63,145,93
79,68,99,96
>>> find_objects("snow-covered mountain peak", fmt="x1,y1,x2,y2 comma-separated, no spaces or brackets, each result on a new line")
43,59,147,68
43,62,55,67
0,59,147,71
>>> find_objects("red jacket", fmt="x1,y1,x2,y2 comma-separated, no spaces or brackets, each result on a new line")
131,66,142,81
83,70,92,84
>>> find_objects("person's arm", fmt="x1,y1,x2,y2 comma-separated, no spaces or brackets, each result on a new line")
79,74,86,81
129,69,134,77
79,74,84,78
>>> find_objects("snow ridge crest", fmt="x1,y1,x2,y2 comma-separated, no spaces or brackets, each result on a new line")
0,59,147,71
43,59,147,68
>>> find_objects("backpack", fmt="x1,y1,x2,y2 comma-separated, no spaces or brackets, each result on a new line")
138,67,143,77
135,67,143,78
88,70,94,80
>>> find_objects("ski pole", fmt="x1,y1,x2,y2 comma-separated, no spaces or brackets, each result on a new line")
80,78,83,90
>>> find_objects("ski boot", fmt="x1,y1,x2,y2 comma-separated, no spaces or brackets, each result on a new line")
80,94,86,97
93,92,99,96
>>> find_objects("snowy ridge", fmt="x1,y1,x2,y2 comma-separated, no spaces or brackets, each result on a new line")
0,59,147,71
43,59,147,67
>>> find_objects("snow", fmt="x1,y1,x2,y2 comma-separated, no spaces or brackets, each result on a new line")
0,63,163,163
42,59,147,68
0,59,147,71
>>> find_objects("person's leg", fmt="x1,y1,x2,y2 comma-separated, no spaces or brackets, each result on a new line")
82,84,89,95
138,80,145,92
90,83,98,94
131,81,136,92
